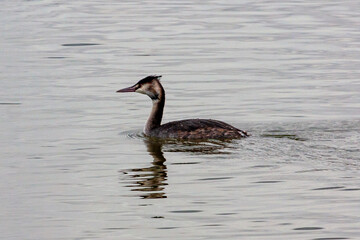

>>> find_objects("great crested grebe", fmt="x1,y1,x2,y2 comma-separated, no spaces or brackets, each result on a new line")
117,75,248,140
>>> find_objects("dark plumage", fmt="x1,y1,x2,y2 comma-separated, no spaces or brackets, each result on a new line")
117,76,248,140
149,119,248,139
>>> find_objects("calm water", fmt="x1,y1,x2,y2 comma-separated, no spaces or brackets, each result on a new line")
1,1,360,239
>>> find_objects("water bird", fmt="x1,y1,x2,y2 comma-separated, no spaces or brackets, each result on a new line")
117,75,248,140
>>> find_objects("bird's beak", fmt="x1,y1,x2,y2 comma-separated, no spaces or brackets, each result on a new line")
116,85,136,93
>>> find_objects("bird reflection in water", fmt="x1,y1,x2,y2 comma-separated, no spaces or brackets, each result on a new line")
121,137,236,199
121,139,168,199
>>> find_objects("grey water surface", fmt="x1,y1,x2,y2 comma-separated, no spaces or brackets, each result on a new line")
1,1,360,240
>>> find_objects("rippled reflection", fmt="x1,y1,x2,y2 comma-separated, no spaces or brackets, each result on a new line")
121,136,239,199
121,139,168,199
157,138,236,155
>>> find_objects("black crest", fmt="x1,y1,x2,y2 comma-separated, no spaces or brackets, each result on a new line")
137,75,162,85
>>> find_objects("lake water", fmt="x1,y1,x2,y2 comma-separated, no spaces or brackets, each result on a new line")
1,1,360,239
